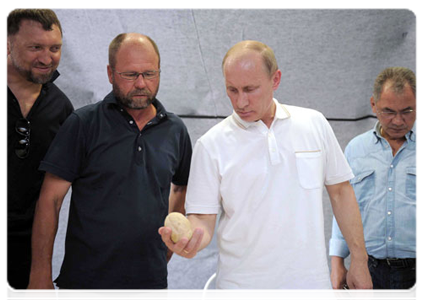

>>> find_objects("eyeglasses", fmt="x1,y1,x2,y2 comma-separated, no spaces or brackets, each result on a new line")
114,69,161,81
15,118,30,159
376,108,415,121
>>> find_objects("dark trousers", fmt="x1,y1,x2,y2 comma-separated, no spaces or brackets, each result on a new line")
8,235,32,289
368,255,416,289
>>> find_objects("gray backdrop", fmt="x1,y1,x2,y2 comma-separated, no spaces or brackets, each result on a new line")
50,9,416,289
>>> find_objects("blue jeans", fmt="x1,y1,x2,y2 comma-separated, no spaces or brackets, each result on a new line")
368,255,416,289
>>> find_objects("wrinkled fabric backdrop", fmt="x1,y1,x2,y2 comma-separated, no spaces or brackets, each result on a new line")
51,9,415,289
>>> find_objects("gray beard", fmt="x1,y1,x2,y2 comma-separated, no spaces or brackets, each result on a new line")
116,95,154,110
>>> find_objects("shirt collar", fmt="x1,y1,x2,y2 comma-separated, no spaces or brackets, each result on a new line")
232,98,291,130
372,121,416,143
50,70,60,83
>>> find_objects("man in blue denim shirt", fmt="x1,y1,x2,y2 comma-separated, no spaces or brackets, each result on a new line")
329,67,416,289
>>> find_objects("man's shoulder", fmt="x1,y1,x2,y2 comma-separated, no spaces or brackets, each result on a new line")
199,116,233,139
345,129,375,158
283,104,324,118
45,82,72,105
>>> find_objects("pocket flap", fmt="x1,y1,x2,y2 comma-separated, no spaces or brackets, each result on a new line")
295,150,322,158
406,167,416,176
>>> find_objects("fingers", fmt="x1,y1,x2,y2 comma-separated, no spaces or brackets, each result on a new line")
158,226,204,258
182,228,204,256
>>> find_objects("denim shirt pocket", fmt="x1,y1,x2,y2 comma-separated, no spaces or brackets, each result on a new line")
295,150,323,189
406,167,416,200
350,170,375,209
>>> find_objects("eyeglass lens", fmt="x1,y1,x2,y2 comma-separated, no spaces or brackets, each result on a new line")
15,118,30,159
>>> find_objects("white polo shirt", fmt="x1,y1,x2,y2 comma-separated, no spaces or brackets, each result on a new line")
186,99,353,289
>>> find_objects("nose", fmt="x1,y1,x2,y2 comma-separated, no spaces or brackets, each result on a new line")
236,92,249,109
37,49,54,66
134,74,147,89
391,112,406,125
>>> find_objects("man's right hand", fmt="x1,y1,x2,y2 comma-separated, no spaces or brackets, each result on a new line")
24,280,57,300
330,256,348,289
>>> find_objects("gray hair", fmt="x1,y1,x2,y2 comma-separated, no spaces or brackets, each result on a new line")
373,67,416,103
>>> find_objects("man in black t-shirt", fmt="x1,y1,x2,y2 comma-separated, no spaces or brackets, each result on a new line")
28,33,192,289
7,9,74,289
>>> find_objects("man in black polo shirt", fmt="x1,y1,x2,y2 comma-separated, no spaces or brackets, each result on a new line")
7,9,74,289
28,33,192,289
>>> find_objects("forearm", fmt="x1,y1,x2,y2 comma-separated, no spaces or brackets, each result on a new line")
29,198,61,281
328,183,367,261
168,184,187,215
28,173,70,287
187,214,216,251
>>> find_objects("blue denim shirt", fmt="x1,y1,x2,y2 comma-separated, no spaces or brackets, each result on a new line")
329,122,416,259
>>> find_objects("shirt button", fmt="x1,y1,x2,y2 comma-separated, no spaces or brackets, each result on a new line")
129,120,134,125
387,211,392,215
388,237,392,241
388,187,392,191
390,165,394,168
138,146,142,151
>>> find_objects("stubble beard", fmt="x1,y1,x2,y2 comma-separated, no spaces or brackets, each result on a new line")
113,83,157,110
9,53,56,84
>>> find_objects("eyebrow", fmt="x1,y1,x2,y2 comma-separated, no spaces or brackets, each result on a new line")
382,106,413,112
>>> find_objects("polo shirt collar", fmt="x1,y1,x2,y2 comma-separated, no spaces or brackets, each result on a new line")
232,98,291,130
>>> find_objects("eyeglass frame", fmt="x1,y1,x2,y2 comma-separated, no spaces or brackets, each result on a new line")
113,69,161,81
15,118,31,159
375,108,415,121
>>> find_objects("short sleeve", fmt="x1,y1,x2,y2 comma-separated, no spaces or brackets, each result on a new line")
185,140,221,215
320,116,354,185
39,112,86,182
171,124,192,186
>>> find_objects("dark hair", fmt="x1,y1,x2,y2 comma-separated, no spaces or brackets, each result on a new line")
108,33,161,69
7,9,62,36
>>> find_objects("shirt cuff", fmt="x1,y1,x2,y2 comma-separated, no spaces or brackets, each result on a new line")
329,238,350,258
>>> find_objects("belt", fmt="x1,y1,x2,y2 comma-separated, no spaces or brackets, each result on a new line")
369,255,416,268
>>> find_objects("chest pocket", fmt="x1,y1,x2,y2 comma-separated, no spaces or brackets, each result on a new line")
295,150,323,189
350,170,375,207
406,167,416,200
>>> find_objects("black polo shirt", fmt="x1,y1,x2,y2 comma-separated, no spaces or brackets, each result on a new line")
39,92,192,289
8,71,74,237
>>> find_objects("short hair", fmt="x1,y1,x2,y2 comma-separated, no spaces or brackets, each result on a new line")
108,33,161,69
373,67,416,103
7,9,62,36
222,40,279,77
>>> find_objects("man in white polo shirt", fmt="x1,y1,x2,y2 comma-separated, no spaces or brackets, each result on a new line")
159,40,372,289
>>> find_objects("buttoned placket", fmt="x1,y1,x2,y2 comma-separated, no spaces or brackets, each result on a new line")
255,121,282,166
118,107,146,164
382,137,408,257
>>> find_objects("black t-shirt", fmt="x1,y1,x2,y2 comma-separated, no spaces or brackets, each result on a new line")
8,71,74,237
40,92,192,289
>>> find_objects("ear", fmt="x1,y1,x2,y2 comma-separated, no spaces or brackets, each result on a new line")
272,70,282,91
7,39,11,56
107,65,113,84
370,96,377,114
